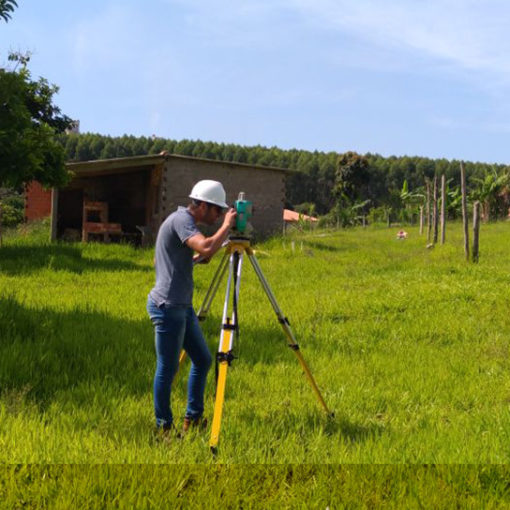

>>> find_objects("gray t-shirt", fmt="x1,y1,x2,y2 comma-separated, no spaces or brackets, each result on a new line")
149,207,200,306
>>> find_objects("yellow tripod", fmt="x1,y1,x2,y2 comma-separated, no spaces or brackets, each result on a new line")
183,237,333,452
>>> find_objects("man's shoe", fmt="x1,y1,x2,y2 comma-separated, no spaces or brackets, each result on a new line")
154,423,182,443
182,415,208,433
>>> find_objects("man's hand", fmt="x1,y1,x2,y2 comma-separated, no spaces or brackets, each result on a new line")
186,207,237,258
223,208,237,229
193,254,211,265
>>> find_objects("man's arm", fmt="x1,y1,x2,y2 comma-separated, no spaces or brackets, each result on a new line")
186,208,236,258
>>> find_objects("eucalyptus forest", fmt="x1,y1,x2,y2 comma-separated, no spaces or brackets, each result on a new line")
58,133,510,226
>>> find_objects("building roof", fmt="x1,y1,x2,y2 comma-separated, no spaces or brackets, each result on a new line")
283,209,318,222
66,153,293,177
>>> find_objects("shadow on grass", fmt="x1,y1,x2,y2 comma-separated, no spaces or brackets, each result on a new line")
235,408,384,445
1,298,321,413
326,415,385,443
303,410,385,443
0,296,153,410
0,244,151,275
302,240,345,253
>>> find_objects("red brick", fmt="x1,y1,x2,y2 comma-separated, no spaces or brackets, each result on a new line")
25,181,52,221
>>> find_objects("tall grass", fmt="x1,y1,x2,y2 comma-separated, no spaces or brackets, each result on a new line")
2,221,510,463
1,465,510,508
2,220,510,503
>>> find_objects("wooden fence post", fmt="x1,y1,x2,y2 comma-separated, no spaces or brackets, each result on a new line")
440,174,446,244
433,175,438,244
472,201,480,263
419,206,424,235
426,179,431,243
460,162,469,261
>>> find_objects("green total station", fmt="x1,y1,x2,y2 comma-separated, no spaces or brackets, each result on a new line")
234,192,253,235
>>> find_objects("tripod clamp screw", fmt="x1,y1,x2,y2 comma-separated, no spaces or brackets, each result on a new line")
216,351,236,365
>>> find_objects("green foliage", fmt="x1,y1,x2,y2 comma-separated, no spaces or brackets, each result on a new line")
335,151,371,201
293,202,316,216
0,0,17,22
0,54,72,189
399,179,425,223
446,179,463,219
0,191,24,227
470,167,510,221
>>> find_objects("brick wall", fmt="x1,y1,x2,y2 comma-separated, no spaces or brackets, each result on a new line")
161,158,286,237
25,181,52,221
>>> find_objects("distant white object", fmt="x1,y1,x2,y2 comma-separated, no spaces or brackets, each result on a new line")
66,120,80,134
396,230,408,239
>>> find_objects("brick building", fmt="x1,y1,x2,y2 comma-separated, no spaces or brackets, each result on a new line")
25,153,289,243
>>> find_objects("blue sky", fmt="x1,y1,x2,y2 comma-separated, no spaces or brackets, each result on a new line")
2,0,510,163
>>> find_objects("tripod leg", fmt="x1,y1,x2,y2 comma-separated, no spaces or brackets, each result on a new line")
210,324,232,451
178,249,230,370
197,249,230,320
247,251,333,417
209,252,243,451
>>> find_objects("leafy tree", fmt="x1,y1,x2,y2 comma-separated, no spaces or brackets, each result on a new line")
400,179,424,223
445,181,462,219
0,52,72,242
100,140,117,159
0,0,17,22
294,202,317,216
470,167,510,221
0,54,72,187
0,190,23,226
148,137,166,155
335,151,370,202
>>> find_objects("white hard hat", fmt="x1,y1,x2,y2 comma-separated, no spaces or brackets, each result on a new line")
189,180,228,209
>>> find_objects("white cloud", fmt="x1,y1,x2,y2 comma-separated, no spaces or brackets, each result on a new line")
288,0,510,80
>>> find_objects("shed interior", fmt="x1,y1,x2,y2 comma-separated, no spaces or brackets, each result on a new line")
56,167,157,244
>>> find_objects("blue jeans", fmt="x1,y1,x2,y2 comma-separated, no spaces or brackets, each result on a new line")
147,296,212,429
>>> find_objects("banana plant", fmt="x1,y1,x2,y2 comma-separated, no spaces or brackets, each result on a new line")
470,168,510,221
445,181,462,219
399,180,425,223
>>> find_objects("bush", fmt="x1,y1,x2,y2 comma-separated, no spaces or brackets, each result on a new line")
1,194,24,227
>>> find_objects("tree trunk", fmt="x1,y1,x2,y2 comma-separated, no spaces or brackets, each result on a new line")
460,161,469,261
419,206,424,235
440,174,446,244
472,201,480,263
50,188,58,242
483,201,490,223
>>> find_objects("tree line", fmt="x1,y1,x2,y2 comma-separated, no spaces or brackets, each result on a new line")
59,133,510,224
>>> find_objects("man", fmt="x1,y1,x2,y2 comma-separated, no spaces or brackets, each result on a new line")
147,180,237,437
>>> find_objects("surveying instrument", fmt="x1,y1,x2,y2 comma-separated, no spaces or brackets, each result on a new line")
182,192,333,452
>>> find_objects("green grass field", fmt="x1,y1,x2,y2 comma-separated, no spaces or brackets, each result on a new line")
2,220,510,505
